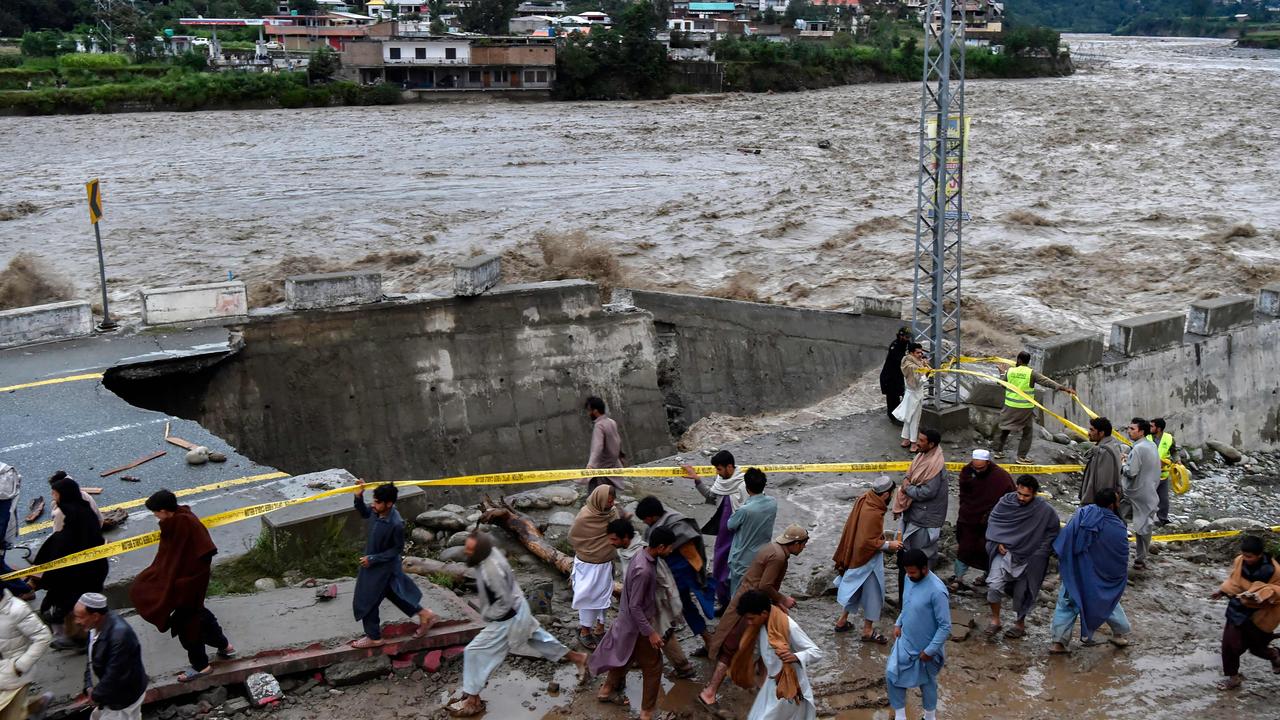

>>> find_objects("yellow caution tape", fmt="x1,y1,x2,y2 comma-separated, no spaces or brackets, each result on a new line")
2,461,1083,581
0,372,104,394
18,471,291,536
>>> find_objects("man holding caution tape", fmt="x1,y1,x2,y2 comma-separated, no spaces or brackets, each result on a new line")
993,352,1075,465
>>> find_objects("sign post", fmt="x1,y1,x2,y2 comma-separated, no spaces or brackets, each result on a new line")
85,178,116,330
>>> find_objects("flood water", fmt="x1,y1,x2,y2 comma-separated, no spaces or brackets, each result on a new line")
2,35,1279,340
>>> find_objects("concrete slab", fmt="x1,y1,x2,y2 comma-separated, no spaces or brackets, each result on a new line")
1028,332,1104,376
29,578,482,713
285,271,383,311
1108,311,1186,356
0,301,93,349
453,254,501,296
922,404,970,434
263,471,430,546
1260,283,1280,317
1187,295,1255,335
857,296,903,319
140,282,247,326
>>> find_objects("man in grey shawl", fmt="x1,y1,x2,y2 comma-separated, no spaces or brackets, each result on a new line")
448,532,588,718
984,475,1061,640
1079,417,1123,505
1121,418,1161,570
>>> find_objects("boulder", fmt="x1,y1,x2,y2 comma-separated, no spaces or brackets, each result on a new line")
511,493,552,511
1206,441,1242,464
804,569,838,598
525,580,554,615
410,528,436,545
185,446,210,465
438,546,467,563
253,578,278,592
326,655,391,686
447,531,470,547
441,504,467,515
540,485,580,506
1205,517,1267,531
546,511,576,527
416,510,466,532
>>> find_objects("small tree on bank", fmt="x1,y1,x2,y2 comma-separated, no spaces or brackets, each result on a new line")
308,46,341,83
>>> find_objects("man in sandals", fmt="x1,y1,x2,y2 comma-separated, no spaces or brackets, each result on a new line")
448,532,588,717
612,518,698,680
983,475,1060,641
1212,534,1280,691
351,482,437,648
886,549,951,720
130,490,236,683
1049,489,1131,654
832,476,900,644
588,527,677,720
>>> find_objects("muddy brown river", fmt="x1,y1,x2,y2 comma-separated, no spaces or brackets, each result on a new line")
3,35,1279,340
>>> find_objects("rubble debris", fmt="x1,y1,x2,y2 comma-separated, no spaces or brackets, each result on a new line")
100,450,166,477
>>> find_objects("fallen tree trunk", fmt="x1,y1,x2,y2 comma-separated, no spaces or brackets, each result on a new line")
403,557,475,585
479,496,622,597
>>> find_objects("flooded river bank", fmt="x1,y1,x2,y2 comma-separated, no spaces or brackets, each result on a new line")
2,36,1278,342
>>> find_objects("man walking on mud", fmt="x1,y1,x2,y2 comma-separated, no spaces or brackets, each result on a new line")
1050,489,1131,654
993,351,1075,464
584,396,625,492
1079,417,1123,505
1212,535,1280,690
1120,419,1160,570
983,475,1060,640
886,549,951,720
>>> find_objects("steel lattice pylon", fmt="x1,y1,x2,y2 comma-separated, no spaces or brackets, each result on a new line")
910,0,966,408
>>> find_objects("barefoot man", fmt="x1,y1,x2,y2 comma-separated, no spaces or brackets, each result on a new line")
448,531,589,717
351,482,437,648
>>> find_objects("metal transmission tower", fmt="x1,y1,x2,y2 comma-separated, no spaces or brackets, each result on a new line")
93,0,136,52
910,0,966,408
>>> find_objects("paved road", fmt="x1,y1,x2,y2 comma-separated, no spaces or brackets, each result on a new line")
0,328,324,584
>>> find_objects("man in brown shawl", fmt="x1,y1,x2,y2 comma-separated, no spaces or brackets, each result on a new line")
832,476,901,643
952,449,1015,591
129,490,235,682
568,485,619,649
698,525,808,714
1212,534,1280,690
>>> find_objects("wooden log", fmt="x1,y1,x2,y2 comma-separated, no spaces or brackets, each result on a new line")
402,556,475,585
100,450,166,477
478,496,622,597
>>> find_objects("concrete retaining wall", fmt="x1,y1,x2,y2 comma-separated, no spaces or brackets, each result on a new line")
629,289,902,435
140,281,248,326
116,281,672,493
0,301,93,348
1035,287,1280,449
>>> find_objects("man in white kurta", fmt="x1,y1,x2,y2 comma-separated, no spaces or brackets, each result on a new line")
734,589,823,720
450,532,587,717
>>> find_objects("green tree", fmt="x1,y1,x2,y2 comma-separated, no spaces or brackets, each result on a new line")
460,0,521,35
762,7,778,24
292,0,320,15
784,0,807,27
308,45,341,82
20,30,68,57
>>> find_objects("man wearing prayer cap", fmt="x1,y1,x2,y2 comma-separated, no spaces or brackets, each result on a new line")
74,593,147,720
832,477,901,643
952,449,1015,591
698,525,809,713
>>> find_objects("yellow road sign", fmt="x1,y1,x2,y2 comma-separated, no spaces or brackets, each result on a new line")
85,178,102,224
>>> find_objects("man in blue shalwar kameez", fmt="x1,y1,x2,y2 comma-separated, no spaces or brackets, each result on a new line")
1049,487,1131,654
886,548,951,720
351,482,438,648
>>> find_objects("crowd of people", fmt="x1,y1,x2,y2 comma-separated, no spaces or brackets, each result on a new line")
0,374,1278,719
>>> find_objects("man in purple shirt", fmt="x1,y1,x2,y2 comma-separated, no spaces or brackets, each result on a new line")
588,526,677,720
585,396,626,491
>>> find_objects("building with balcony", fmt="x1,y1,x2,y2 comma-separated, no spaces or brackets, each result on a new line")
343,37,556,90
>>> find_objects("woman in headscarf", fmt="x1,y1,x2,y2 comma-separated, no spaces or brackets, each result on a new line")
31,477,108,650
567,484,619,649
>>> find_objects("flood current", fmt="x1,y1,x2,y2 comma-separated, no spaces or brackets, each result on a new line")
1,35,1278,339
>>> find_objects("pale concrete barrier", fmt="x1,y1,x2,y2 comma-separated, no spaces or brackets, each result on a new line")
858,296,904,319
454,254,501,296
285,271,382,310
1187,295,1255,335
139,281,247,326
0,300,93,348
1028,332,1105,376
1108,311,1185,357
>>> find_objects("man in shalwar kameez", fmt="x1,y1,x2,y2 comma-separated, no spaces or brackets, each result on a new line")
683,451,747,610
983,475,1060,640
589,527,678,720
351,482,437,647
886,549,951,720
448,532,587,717
729,589,822,720
832,476,901,643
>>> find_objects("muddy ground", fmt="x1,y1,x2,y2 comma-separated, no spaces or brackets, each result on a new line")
174,407,1280,720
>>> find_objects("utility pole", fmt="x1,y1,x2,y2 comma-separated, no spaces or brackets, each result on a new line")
910,0,966,409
